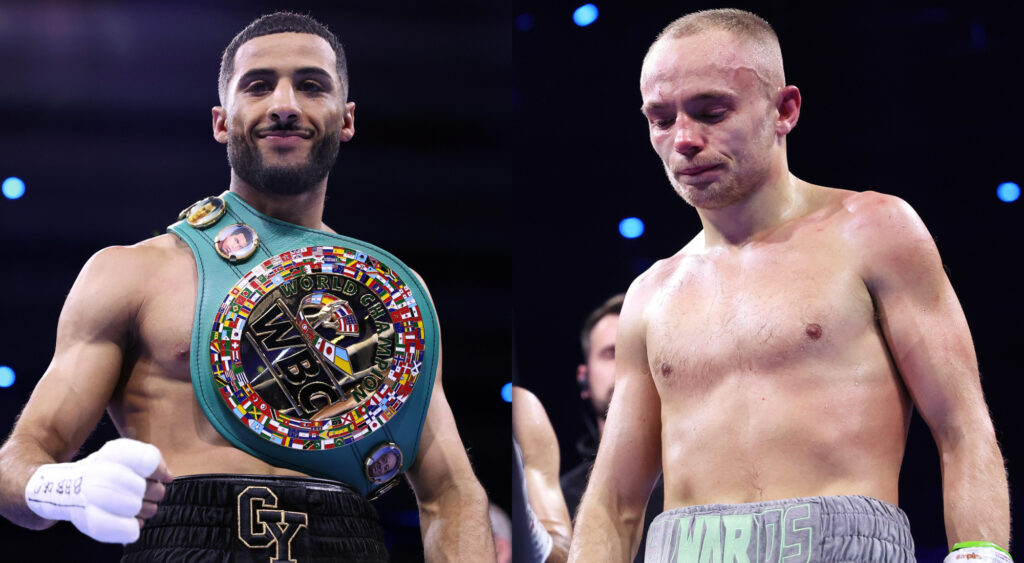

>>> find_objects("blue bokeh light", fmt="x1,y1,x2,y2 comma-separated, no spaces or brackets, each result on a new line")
573,4,599,27
501,382,513,403
515,13,535,32
2,177,25,200
997,182,1020,203
0,366,14,388
619,217,645,239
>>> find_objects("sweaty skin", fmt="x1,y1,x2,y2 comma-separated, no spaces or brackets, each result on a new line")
512,386,572,563
0,32,494,561
568,28,1009,562
647,188,912,509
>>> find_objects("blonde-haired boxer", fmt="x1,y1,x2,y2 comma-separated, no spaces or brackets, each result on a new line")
568,8,1010,563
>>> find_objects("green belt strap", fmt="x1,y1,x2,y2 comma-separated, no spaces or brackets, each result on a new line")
168,191,439,497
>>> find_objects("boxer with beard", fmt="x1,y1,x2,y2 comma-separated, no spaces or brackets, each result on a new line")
0,12,495,562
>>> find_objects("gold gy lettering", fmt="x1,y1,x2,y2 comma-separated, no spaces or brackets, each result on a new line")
237,486,309,563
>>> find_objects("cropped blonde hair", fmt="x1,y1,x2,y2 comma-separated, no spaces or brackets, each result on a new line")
648,8,785,91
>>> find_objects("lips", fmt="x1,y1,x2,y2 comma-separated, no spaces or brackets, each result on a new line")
678,164,722,176
256,128,314,140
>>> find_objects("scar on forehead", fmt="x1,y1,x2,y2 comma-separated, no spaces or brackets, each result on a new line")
643,33,782,93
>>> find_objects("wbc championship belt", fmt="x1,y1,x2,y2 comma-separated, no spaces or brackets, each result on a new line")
168,191,438,498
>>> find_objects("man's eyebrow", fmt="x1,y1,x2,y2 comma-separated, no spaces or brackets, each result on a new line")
641,89,738,113
294,67,333,80
688,90,737,101
236,68,276,86
640,101,668,115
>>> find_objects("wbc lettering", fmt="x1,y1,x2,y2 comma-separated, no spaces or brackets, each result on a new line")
209,246,427,450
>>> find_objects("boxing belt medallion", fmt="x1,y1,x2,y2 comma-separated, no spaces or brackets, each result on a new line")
169,191,438,497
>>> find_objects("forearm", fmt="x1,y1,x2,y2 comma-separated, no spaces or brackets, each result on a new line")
543,517,571,563
568,490,645,563
418,480,495,562
524,469,572,563
939,427,1010,549
0,435,59,530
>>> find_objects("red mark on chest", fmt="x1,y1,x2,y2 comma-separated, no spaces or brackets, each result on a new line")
805,323,823,340
659,362,673,377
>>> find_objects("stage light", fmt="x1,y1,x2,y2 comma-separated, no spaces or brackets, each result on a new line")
0,366,14,388
501,382,513,403
573,4,599,27
2,177,25,200
997,182,1019,203
515,13,535,31
619,217,645,239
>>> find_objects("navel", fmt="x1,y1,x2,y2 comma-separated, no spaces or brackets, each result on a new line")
805,323,823,340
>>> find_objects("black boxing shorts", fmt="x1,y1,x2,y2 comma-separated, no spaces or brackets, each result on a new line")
121,474,389,562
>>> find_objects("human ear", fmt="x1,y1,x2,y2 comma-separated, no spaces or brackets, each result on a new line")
775,85,801,136
212,106,228,144
339,101,356,143
577,364,590,400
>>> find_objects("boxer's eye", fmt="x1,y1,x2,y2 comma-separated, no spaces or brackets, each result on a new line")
697,107,729,123
649,116,675,130
298,80,325,93
244,81,271,94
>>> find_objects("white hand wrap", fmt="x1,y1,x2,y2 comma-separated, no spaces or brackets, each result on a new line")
944,543,1014,563
24,438,163,544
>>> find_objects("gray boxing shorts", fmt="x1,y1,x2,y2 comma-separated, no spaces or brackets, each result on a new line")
644,495,915,562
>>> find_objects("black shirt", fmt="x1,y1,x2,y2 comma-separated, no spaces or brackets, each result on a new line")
559,435,664,563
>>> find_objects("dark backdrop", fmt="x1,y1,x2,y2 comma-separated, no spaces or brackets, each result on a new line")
1,1,1021,561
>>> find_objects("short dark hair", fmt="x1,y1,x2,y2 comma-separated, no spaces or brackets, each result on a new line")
237,226,254,245
580,294,625,359
218,12,349,104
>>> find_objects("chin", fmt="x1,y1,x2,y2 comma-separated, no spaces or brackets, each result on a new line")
673,180,748,210
263,150,310,163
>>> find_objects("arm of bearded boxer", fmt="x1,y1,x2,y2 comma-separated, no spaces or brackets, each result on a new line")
860,195,1010,559
403,278,496,562
512,386,573,563
569,283,662,563
404,355,496,561
0,247,173,543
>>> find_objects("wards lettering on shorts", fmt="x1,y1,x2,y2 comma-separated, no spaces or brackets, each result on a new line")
237,486,309,563
667,503,816,563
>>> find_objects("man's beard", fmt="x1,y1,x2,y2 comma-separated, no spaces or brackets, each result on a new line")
227,128,341,196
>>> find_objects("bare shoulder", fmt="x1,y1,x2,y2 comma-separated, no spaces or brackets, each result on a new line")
68,234,194,319
132,232,194,262
825,189,940,289
830,190,931,243
623,231,705,315
511,386,553,450
75,235,178,294
88,233,191,273
511,386,548,424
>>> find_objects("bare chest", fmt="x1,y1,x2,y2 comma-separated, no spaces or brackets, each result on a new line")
646,244,876,389
129,257,198,383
